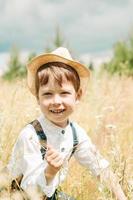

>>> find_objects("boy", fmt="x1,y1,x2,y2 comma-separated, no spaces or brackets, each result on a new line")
8,47,127,200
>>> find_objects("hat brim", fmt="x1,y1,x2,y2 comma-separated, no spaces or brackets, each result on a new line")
27,54,90,96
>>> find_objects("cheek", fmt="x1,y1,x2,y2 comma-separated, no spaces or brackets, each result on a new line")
39,99,49,109
66,97,77,107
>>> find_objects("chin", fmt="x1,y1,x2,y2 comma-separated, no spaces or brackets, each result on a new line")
52,119,68,127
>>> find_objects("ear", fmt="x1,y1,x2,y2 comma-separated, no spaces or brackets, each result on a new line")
76,88,82,104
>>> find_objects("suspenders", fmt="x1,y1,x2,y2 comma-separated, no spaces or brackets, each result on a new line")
30,119,47,160
30,119,79,160
11,120,78,192
70,122,79,157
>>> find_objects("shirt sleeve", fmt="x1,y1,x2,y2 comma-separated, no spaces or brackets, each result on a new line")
7,125,60,197
73,123,109,176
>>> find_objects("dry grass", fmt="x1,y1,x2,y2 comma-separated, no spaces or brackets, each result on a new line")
0,73,133,199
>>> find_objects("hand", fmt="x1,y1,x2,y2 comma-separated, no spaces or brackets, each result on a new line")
45,145,64,183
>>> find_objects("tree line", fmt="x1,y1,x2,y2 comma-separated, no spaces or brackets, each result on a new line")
102,35,133,76
2,30,133,80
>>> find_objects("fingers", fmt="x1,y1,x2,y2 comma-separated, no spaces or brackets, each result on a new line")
45,144,63,169
46,151,62,163
46,145,58,157
49,157,63,168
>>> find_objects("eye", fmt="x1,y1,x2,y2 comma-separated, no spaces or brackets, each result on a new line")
42,92,52,96
61,91,71,95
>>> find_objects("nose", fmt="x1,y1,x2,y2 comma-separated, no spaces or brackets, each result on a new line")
52,94,62,105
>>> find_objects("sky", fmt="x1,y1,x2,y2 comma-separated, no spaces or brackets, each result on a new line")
0,0,133,71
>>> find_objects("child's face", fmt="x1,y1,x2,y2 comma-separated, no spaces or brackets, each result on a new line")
38,77,82,128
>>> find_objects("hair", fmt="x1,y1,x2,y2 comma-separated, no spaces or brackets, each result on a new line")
35,62,80,97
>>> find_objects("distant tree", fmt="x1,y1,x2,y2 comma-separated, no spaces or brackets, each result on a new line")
53,26,65,48
3,47,36,80
103,35,133,76
88,61,94,71
45,26,67,52
3,47,26,80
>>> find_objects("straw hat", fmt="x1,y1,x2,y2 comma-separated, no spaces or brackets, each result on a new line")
27,47,90,95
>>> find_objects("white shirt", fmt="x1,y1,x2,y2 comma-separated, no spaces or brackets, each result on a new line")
7,115,109,197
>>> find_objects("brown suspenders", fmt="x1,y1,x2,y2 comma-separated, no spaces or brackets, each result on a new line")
11,119,78,192
30,119,79,160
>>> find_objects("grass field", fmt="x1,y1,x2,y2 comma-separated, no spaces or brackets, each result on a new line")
0,73,133,199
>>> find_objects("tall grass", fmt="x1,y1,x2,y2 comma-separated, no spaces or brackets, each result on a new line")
0,74,132,199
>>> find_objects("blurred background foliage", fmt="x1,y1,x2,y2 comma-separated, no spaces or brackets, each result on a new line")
102,35,133,76
2,28,133,81
2,47,36,80
2,26,66,81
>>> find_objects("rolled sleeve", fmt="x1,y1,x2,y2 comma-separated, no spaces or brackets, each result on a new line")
37,167,59,197
21,160,59,197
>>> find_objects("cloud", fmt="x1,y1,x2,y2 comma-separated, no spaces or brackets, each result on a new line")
0,0,133,54
65,0,133,52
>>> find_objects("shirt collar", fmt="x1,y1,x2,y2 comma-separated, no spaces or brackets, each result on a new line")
38,114,70,134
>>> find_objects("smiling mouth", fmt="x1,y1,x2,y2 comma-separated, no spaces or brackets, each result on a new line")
50,109,65,114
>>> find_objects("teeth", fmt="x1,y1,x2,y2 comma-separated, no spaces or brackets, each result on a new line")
50,109,64,113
